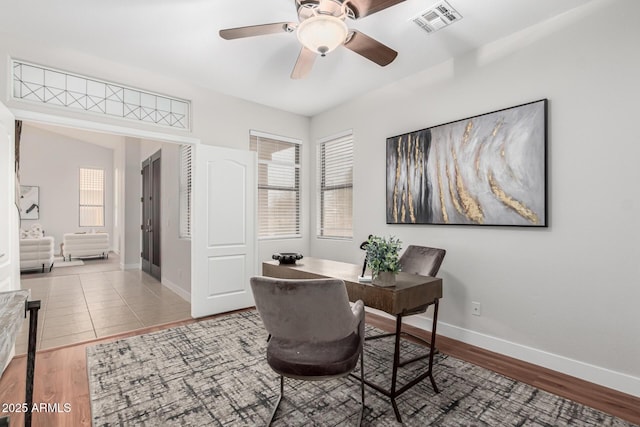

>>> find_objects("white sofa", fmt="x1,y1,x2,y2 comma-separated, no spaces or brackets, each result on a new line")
20,236,55,272
63,233,109,261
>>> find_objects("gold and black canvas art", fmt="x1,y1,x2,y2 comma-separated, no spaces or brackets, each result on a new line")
386,99,547,226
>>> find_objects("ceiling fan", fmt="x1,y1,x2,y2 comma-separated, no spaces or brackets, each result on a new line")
219,0,405,79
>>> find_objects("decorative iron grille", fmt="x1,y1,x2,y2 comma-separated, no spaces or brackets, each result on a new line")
12,60,191,130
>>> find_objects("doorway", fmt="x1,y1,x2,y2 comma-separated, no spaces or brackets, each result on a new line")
15,121,193,353
14,109,254,321
141,150,161,280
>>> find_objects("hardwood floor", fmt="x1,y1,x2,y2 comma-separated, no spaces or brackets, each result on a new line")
0,314,212,427
367,314,640,425
1,310,638,426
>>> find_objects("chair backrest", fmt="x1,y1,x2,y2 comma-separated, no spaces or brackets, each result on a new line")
250,276,355,342
399,245,446,277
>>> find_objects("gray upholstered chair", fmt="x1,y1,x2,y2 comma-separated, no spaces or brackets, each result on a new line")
399,245,446,282
367,245,446,370
250,276,366,425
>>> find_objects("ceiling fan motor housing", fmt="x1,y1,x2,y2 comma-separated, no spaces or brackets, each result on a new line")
296,0,356,21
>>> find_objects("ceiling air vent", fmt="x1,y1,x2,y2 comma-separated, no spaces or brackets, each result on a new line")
413,0,462,34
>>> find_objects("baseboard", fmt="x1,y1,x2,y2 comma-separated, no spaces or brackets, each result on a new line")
161,277,190,303
368,308,640,398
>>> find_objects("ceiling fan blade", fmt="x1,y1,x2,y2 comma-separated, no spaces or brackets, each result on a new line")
219,22,294,40
291,47,317,79
346,0,405,19
344,31,398,66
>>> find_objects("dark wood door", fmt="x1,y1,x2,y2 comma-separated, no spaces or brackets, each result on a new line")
141,150,161,280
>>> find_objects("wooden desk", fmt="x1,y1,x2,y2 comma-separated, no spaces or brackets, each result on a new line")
263,258,441,315
262,257,443,423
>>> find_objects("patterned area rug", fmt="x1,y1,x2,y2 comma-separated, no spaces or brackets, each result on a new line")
87,311,635,426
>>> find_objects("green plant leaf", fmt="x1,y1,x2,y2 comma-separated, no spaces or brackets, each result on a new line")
365,235,402,276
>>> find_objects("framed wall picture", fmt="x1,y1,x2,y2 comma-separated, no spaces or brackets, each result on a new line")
386,99,547,226
19,185,40,220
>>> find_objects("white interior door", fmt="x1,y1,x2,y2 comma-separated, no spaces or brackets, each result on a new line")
191,144,256,318
0,101,18,295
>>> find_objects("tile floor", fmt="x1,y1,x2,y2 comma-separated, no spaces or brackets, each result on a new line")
16,253,191,354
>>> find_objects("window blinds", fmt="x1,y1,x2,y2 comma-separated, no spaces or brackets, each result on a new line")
318,133,353,239
179,144,192,238
250,132,301,239
79,168,105,227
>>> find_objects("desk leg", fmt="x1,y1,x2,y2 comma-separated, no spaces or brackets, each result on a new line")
353,299,442,423
25,300,41,427
428,299,439,394
390,315,403,423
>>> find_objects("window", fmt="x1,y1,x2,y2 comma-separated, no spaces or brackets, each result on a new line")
250,131,301,239
317,132,353,239
12,59,191,130
79,168,105,227
179,144,192,239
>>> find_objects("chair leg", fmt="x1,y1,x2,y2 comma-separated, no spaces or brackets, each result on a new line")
358,351,365,426
267,375,284,426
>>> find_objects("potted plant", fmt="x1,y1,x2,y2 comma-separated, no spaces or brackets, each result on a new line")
365,235,402,286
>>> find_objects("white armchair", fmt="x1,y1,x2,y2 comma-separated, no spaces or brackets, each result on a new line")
63,232,109,261
20,224,54,272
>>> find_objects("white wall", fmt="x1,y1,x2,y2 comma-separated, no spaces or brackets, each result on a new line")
19,125,114,254
122,137,141,269
112,140,125,256
156,144,191,300
310,0,640,396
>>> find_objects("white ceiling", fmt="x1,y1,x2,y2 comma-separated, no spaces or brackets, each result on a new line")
2,0,591,116
25,121,123,150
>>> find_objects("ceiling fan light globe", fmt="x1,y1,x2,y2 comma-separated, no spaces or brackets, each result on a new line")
296,15,348,55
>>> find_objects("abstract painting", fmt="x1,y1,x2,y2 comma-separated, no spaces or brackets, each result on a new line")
19,185,39,220
386,99,547,226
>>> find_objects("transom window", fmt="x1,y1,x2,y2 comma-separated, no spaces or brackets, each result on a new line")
12,59,190,130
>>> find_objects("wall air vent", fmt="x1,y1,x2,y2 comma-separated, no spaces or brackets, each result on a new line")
413,0,462,35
